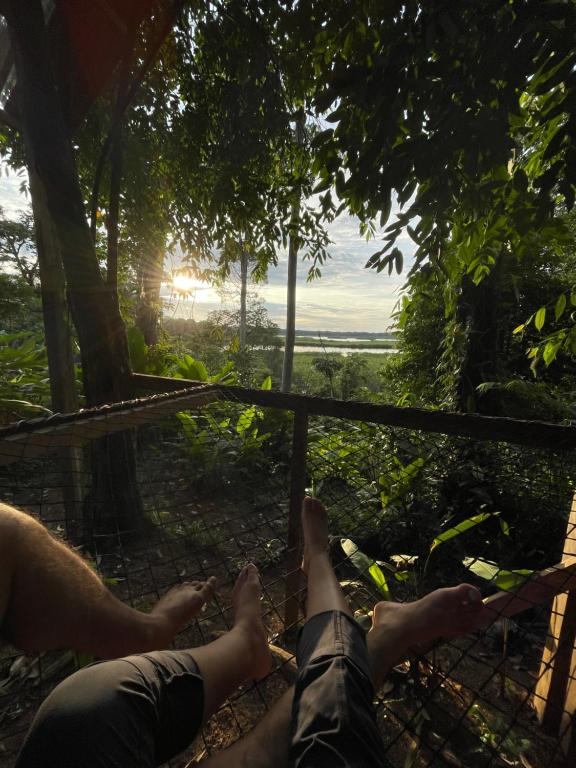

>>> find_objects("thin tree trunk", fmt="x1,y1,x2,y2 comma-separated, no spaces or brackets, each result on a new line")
29,167,83,540
136,244,163,345
107,119,122,314
454,261,501,414
281,114,305,393
7,0,145,540
239,246,248,349
106,49,132,314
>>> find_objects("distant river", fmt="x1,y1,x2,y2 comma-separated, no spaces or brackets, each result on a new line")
293,345,397,355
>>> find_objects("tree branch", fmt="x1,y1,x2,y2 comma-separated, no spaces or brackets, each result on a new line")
89,0,186,242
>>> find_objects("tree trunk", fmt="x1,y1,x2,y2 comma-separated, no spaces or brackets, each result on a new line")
29,167,83,540
454,262,501,414
106,119,122,315
281,115,305,393
136,244,163,346
239,246,248,349
106,55,132,315
7,0,145,540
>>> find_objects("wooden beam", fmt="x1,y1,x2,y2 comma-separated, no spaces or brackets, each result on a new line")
132,373,576,451
533,500,576,743
484,560,576,619
0,388,219,465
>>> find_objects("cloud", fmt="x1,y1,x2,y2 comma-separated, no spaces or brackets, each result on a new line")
0,170,31,218
0,167,414,332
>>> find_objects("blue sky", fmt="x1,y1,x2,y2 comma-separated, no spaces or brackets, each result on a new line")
1,169,415,332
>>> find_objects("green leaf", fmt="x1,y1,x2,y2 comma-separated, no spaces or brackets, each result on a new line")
431,512,494,551
555,293,567,321
261,375,272,390
236,405,256,434
127,326,148,373
369,563,391,600
393,570,411,583
176,356,208,381
341,538,390,599
534,307,546,332
212,360,235,384
512,324,525,335
543,341,560,366
463,558,533,591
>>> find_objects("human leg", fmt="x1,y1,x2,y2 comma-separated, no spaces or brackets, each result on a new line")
0,502,216,657
291,497,490,768
290,497,388,767
16,564,271,768
199,581,490,768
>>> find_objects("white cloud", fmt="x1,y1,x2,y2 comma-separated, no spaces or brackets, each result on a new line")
1,167,415,332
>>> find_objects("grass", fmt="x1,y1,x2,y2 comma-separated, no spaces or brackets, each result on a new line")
292,351,394,376
289,350,397,397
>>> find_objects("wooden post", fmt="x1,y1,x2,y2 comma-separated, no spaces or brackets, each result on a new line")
534,496,576,760
284,408,308,630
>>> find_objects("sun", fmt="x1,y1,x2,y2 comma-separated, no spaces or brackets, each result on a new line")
172,273,195,293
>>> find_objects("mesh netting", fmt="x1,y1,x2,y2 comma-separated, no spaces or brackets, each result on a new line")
1,382,576,767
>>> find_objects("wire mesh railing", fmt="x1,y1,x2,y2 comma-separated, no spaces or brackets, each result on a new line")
1,377,576,767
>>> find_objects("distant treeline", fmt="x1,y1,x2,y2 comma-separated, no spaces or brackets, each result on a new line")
279,329,396,340
165,317,397,341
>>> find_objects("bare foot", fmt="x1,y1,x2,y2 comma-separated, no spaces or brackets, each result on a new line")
367,584,490,689
232,564,272,680
370,584,489,647
150,577,217,646
301,496,329,575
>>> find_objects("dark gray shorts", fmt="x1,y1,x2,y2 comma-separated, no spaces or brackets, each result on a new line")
16,650,204,767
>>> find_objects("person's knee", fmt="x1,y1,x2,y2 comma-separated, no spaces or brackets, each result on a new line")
16,661,156,768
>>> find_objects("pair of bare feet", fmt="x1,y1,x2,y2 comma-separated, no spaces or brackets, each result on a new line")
151,565,271,680
167,496,491,690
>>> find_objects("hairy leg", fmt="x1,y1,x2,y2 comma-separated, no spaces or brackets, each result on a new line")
0,503,216,657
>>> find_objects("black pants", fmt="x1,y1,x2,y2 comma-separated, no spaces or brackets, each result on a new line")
17,612,389,768
290,610,390,768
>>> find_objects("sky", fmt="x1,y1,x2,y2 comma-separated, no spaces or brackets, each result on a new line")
0,169,415,333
